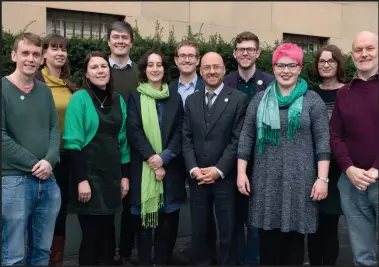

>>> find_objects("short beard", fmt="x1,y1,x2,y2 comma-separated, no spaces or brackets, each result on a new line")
237,61,255,70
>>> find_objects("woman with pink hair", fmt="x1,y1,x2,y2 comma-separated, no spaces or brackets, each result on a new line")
236,43,331,265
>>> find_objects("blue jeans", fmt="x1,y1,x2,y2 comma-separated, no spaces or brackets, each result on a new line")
338,173,378,266
2,175,61,266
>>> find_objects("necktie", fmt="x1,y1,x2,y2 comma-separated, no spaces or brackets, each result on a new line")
206,91,215,110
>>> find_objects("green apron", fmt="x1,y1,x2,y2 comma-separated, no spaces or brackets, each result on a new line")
68,96,123,215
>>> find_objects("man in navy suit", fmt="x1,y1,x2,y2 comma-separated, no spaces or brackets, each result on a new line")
183,52,248,265
169,40,217,265
224,31,274,266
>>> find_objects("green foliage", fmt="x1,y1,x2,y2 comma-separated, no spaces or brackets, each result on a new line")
1,21,356,87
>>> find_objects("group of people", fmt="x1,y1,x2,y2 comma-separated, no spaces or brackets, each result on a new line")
1,18,378,267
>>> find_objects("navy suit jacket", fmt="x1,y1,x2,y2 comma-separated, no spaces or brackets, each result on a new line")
224,69,274,94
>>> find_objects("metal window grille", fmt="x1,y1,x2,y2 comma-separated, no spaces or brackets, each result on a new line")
46,8,125,39
283,33,329,53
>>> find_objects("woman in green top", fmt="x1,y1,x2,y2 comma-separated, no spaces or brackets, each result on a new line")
63,51,130,265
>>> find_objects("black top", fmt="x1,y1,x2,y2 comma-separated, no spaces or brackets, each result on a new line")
312,86,342,215
312,86,338,118
68,84,130,183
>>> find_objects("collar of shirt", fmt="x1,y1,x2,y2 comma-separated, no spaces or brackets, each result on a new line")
348,70,378,89
109,57,132,69
238,72,256,84
179,74,198,88
205,82,224,96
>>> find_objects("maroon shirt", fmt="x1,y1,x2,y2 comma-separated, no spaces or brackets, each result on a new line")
330,74,378,172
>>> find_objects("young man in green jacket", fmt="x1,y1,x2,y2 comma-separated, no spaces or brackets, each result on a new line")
2,32,61,266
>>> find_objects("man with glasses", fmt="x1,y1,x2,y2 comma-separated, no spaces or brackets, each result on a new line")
182,51,248,265
224,31,274,266
167,40,207,265
170,40,204,106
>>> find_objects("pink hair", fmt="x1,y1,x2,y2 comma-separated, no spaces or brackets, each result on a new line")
272,43,303,67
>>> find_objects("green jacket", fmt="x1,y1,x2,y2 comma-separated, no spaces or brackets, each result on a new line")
63,89,130,164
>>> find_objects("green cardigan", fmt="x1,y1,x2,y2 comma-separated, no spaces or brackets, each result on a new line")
63,89,130,164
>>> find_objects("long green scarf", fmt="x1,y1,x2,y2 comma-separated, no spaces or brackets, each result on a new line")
256,77,308,155
137,82,169,228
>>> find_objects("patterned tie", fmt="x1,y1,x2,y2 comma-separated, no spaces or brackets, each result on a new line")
206,91,215,110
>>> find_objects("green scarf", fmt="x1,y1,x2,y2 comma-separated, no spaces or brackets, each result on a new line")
256,77,308,155
137,82,169,228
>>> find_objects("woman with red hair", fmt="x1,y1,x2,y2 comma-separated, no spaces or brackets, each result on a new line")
236,43,331,265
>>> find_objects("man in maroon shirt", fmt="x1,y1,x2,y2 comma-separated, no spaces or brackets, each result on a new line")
330,31,378,266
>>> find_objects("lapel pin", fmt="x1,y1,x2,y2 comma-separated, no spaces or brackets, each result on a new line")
224,98,229,102
257,80,263,85
20,95,25,100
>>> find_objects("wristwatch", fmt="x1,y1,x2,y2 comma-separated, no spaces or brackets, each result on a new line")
317,177,329,183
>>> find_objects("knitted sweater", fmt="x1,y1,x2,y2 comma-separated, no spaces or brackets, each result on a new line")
111,63,139,103
2,77,60,176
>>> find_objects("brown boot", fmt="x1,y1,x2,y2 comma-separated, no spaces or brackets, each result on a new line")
49,236,65,266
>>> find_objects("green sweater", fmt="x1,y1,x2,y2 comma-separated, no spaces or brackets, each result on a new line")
2,77,60,176
111,63,139,103
62,89,130,164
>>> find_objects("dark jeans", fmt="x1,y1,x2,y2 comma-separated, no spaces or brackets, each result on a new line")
119,194,137,258
53,152,70,236
259,228,305,265
308,213,340,265
136,210,180,265
77,214,116,265
189,178,235,265
235,192,260,265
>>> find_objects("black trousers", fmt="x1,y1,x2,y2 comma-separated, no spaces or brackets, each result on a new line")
77,214,116,265
53,152,70,236
189,178,235,265
136,210,180,265
307,213,340,265
259,228,305,265
119,193,137,258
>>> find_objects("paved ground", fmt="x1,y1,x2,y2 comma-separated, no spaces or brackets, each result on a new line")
63,216,375,266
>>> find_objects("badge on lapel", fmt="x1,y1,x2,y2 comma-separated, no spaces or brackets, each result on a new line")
257,80,263,85
224,98,229,102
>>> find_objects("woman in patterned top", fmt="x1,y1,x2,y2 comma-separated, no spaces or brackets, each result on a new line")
236,43,331,266
307,44,345,266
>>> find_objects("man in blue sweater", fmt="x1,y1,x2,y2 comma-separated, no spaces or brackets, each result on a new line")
2,32,61,266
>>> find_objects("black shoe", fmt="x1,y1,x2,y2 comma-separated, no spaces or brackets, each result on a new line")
167,253,190,265
120,256,139,266
98,259,123,265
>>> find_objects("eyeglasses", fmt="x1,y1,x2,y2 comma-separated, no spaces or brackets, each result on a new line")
201,65,223,72
177,54,198,60
235,47,257,54
318,59,337,66
274,63,299,71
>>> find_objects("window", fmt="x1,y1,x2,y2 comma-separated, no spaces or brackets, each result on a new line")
46,8,125,39
283,33,329,53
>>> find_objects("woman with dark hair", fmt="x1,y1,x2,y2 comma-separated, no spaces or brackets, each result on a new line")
35,33,77,265
307,44,345,266
63,51,130,265
127,50,186,265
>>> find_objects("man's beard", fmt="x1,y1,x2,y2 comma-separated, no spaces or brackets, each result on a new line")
238,61,255,70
